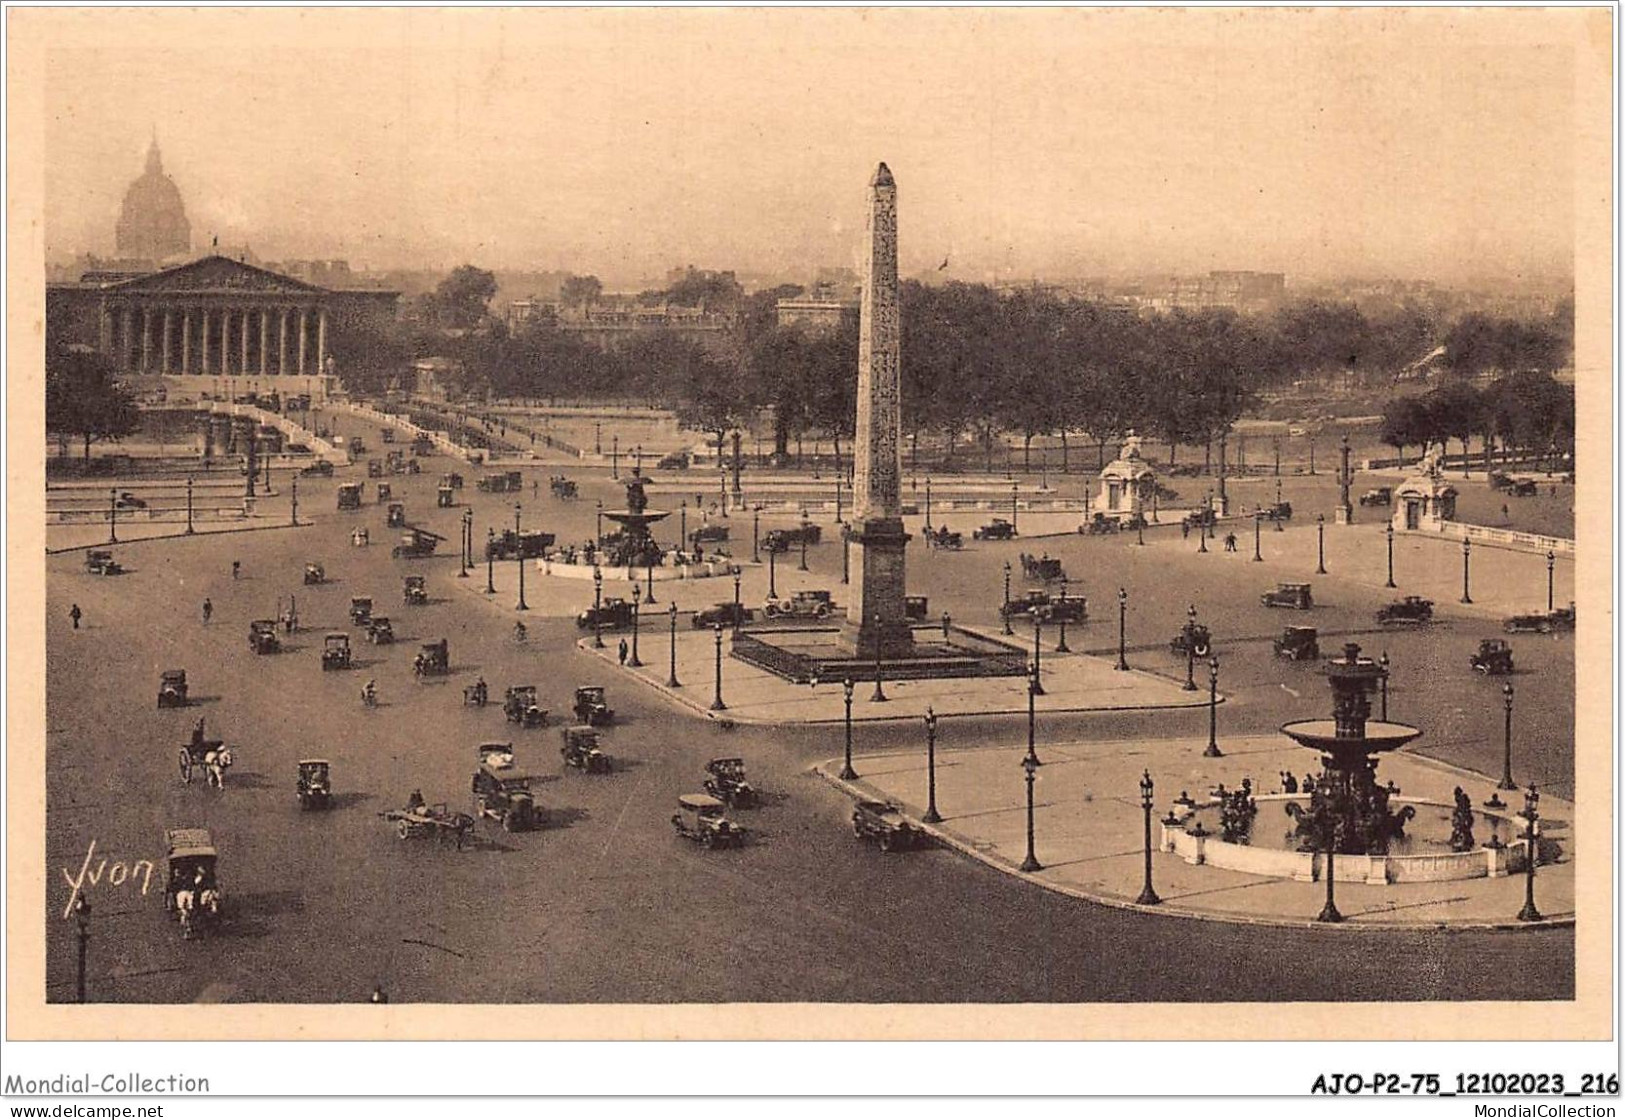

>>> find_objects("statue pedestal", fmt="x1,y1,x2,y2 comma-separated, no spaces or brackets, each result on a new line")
844,516,914,658
1335,506,1352,525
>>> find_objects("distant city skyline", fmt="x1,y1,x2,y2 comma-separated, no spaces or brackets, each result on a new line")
43,9,1580,290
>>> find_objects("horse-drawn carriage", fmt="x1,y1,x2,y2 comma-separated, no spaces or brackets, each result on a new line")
549,475,579,500
163,828,221,939
178,725,233,787
381,799,474,849
297,759,332,810
1019,552,1065,581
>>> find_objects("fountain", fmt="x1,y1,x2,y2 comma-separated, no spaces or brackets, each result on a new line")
1281,642,1423,855
599,467,669,568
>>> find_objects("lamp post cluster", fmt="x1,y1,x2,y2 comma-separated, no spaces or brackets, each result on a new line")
627,583,643,668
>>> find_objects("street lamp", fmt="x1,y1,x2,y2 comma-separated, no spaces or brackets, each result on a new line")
1055,577,1071,653
1546,550,1556,612
1197,495,1208,553
485,528,496,594
592,566,604,649
1498,683,1517,791
459,509,469,577
1019,754,1042,873
666,602,681,688
1026,659,1042,766
1460,537,1473,604
514,503,528,612
768,540,779,599
1204,656,1223,757
1317,816,1343,924
627,583,644,667
73,894,91,1003
596,500,604,547
752,505,761,564
1379,651,1390,721
1031,613,1045,695
839,678,858,779
924,477,933,532
290,476,299,527
710,623,727,711
1116,588,1129,671
871,616,888,702
1011,479,1019,534
1385,522,1396,588
841,524,851,585
923,706,942,823
185,476,195,535
645,550,657,605
1135,770,1161,906
732,567,743,638
1516,783,1543,922
595,420,602,456
798,509,810,571
1183,604,1199,691
1002,561,1014,635
680,500,687,548
1316,514,1327,574
108,488,118,543
612,434,619,479
1252,510,1262,561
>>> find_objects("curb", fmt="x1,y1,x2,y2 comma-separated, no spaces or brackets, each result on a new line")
46,520,308,555
814,761,1574,934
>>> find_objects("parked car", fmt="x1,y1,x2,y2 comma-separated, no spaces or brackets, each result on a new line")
973,518,1018,541
301,460,334,477
486,529,555,561
1511,479,1539,497
657,451,690,470
763,523,822,551
84,549,123,576
1469,638,1515,675
1377,596,1434,626
852,799,924,852
693,601,755,629
1002,588,1085,623
1359,487,1392,507
577,597,636,630
763,589,835,620
1272,626,1320,661
670,793,745,849
691,524,730,545
1260,582,1314,610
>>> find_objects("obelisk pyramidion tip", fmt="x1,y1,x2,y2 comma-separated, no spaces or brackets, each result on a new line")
871,162,894,188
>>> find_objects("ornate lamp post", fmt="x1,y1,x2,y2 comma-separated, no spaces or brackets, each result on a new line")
1274,476,1285,532
1031,613,1045,695
612,434,619,480
923,706,942,823
1055,577,1071,653
592,565,604,649
1460,537,1473,604
839,678,858,779
679,500,687,548
1317,816,1343,923
185,476,195,535
594,420,602,456
108,488,118,543
752,505,761,563
1010,479,1019,534
1002,561,1014,636
1316,513,1327,574
732,567,743,638
798,509,810,572
1516,784,1543,922
645,550,657,605
636,444,644,474
1385,522,1396,588
1136,513,1145,546
290,476,299,526
1204,656,1223,757
1378,651,1390,720
485,528,496,594
73,894,91,1002
1273,437,1281,477
1308,434,1317,476
871,615,888,702
596,500,604,546
1183,604,1199,691
768,540,779,599
627,584,644,667
1498,683,1517,791
1026,660,1042,766
1116,588,1129,671
1135,770,1161,906
1546,549,1556,612
710,623,728,711
841,524,851,585
1252,510,1262,561
1197,494,1209,553
457,510,467,577
666,602,681,688
1019,754,1042,873
834,469,843,525
514,503,528,612
924,477,933,532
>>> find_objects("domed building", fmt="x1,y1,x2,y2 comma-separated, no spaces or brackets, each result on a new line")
115,138,190,261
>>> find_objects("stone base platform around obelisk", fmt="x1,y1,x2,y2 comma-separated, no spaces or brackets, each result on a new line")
732,623,1027,684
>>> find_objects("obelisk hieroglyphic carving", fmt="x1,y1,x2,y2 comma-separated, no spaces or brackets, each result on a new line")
846,163,913,657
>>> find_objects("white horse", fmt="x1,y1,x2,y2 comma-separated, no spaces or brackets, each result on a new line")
175,886,220,939
203,747,234,789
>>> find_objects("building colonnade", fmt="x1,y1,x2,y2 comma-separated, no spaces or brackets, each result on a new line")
99,302,329,377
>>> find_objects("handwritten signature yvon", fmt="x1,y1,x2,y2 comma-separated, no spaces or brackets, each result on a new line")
61,840,155,919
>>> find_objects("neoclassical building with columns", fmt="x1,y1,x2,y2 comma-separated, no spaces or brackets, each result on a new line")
48,255,399,399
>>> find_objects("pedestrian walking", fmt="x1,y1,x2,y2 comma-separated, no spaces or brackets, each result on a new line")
232,560,241,580
1181,519,1190,540
1224,532,1237,552
1501,503,1510,524
202,598,213,624
69,603,82,630
617,638,629,666
941,611,952,641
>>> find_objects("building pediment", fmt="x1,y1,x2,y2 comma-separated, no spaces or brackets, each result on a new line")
106,255,326,296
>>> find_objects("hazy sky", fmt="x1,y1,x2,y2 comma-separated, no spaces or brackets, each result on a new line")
40,8,1584,287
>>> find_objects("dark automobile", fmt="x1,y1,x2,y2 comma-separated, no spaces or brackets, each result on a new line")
763,523,822,551
1272,626,1320,661
656,451,690,470
1260,582,1313,610
1170,622,1212,657
671,793,745,849
471,745,537,832
392,527,444,559
486,529,555,561
1081,513,1122,535
385,502,406,528
304,561,327,585
763,589,835,620
115,491,147,509
572,686,614,727
1377,596,1434,626
1487,470,1513,491
1511,479,1538,497
503,685,548,729
904,595,929,621
349,596,374,625
1470,638,1515,675
693,601,755,629
1359,487,1392,507
301,460,335,477
1002,589,1086,623
691,524,730,545
336,483,363,511
414,639,450,677
85,549,123,576
852,799,923,852
1261,501,1293,522
973,518,1018,541
1020,553,1065,580
321,632,353,671
297,759,332,811
1505,603,1575,634
702,757,757,809
559,725,611,774
403,574,429,606
157,668,189,708
248,619,282,655
577,597,636,630
366,617,395,645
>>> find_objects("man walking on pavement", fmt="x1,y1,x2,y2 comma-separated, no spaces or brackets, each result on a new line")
618,638,629,666
70,603,82,630
202,598,213,624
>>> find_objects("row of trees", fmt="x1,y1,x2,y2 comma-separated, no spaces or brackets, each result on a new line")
1378,372,1575,468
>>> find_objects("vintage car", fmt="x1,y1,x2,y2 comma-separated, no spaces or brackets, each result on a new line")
924,526,964,550
377,481,395,504
486,529,555,561
577,597,636,630
656,451,690,470
1359,487,1393,507
163,828,220,939
572,686,614,727
905,595,930,621
693,601,755,629
392,527,444,559
549,475,579,500
336,483,364,511
414,639,450,677
1470,638,1516,675
504,685,548,728
691,524,730,545
303,561,327,585
763,523,823,552
386,502,407,528
1260,501,1294,522
403,574,429,606
321,632,353,671
437,485,456,508
301,460,334,477
1020,553,1065,580
84,549,123,576
1272,626,1320,661
471,745,537,832
1510,478,1539,497
670,793,745,849
973,517,1018,541
1261,582,1314,610
114,491,147,509
702,757,757,808
248,619,282,655
367,460,384,479
477,473,510,493
1170,621,1213,658
349,596,374,625
559,725,612,774
1080,513,1122,536
852,799,923,852
296,759,332,811
366,617,395,645
1505,603,1575,634
463,679,490,707
412,435,435,456
380,428,395,444
762,589,835,620
1377,596,1435,626
441,473,465,490
1487,470,1513,491
1002,589,1087,623
157,668,190,708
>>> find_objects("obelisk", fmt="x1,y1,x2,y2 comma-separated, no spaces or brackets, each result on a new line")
846,163,913,657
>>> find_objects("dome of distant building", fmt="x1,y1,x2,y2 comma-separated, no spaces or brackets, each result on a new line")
115,138,190,261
